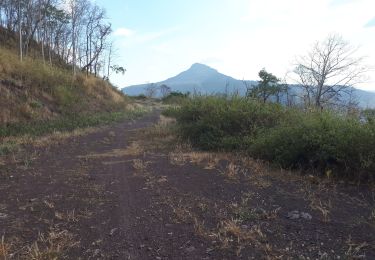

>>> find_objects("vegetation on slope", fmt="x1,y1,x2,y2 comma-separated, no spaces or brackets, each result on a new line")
0,46,129,125
0,44,146,156
164,96,375,180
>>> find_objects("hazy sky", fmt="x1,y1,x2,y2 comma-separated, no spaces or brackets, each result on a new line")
95,0,375,91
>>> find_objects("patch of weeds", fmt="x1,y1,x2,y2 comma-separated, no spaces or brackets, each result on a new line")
369,208,375,222
54,210,79,223
0,108,148,139
132,159,149,175
345,236,368,259
140,115,177,150
26,227,79,259
0,140,18,156
0,235,11,259
235,207,259,222
20,150,38,170
172,200,195,224
232,194,280,223
197,202,209,213
168,144,223,170
79,142,143,160
168,145,190,166
219,162,240,181
210,219,273,256
29,100,43,109
305,184,332,222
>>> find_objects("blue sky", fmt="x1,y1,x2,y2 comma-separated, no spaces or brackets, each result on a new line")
95,0,375,91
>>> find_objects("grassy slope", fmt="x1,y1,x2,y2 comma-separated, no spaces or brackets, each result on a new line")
0,43,149,156
0,46,128,125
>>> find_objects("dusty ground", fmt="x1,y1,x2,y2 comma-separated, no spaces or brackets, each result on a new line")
1,109,375,259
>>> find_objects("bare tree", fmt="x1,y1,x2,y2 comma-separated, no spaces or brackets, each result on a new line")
144,83,158,98
159,84,171,98
294,34,368,109
0,0,115,80
18,0,22,61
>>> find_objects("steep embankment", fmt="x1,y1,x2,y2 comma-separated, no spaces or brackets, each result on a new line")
0,46,127,125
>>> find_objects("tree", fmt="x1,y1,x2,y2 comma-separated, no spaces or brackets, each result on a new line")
294,34,367,109
0,0,115,80
144,83,158,98
246,69,283,103
159,84,171,98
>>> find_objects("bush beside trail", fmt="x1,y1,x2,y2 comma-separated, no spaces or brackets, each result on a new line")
164,96,375,180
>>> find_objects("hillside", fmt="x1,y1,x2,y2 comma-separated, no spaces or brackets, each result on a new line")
123,63,375,108
0,46,127,125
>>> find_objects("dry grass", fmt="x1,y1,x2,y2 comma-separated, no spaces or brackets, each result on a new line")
168,144,225,171
132,159,149,175
168,144,277,186
304,183,332,222
158,115,176,126
0,236,11,260
26,228,79,260
220,162,240,180
196,218,274,257
54,210,79,223
0,228,79,259
78,142,143,160
173,204,194,223
345,236,368,259
370,208,375,222
0,127,99,162
140,115,177,151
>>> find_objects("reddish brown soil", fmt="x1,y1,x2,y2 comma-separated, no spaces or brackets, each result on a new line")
1,110,374,259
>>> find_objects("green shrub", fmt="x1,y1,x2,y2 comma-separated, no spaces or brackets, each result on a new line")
250,112,375,176
162,92,190,105
165,95,375,179
164,95,286,150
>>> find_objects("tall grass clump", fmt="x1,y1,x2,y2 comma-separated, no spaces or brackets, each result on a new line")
164,95,375,179
164,95,287,150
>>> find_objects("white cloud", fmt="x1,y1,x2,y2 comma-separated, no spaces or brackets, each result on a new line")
118,26,181,48
113,27,135,37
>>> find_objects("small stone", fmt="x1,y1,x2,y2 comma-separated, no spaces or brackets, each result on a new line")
93,249,101,257
110,228,118,236
186,246,196,253
0,213,8,219
287,210,300,220
301,212,312,220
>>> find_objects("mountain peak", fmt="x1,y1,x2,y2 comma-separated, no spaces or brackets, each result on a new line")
189,63,217,72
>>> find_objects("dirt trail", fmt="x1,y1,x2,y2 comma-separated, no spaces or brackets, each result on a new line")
1,109,375,259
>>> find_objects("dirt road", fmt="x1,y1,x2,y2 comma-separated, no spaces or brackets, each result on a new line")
1,109,375,259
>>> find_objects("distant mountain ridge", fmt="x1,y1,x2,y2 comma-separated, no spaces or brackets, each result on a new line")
122,63,255,96
122,63,375,108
